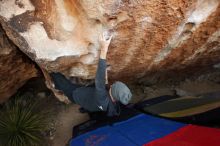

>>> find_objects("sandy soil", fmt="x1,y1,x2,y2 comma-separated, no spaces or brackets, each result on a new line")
51,104,89,146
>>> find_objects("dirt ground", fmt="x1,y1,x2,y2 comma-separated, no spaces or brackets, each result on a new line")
18,78,89,146
51,104,89,146
17,71,220,146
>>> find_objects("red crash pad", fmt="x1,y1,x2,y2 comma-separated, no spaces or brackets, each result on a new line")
144,125,220,146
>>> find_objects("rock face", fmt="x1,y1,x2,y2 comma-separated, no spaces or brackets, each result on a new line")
0,24,38,103
0,0,220,102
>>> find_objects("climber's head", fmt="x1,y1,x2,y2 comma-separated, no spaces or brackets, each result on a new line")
109,81,132,105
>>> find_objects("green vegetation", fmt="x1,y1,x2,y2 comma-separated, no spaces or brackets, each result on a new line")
0,95,50,146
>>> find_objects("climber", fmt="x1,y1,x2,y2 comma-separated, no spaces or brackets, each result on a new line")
50,31,132,116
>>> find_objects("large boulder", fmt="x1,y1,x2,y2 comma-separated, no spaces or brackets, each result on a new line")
0,24,38,103
0,0,220,102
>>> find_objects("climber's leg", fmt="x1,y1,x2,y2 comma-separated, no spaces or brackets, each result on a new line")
50,72,82,102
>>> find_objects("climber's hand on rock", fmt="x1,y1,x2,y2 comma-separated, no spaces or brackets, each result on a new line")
99,31,113,52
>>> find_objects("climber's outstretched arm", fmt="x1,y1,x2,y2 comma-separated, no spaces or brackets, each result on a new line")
95,32,113,90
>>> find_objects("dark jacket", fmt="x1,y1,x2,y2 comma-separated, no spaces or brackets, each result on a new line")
72,59,120,116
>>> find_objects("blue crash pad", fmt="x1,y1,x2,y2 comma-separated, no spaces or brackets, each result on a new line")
70,126,136,146
112,114,185,145
70,114,185,146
